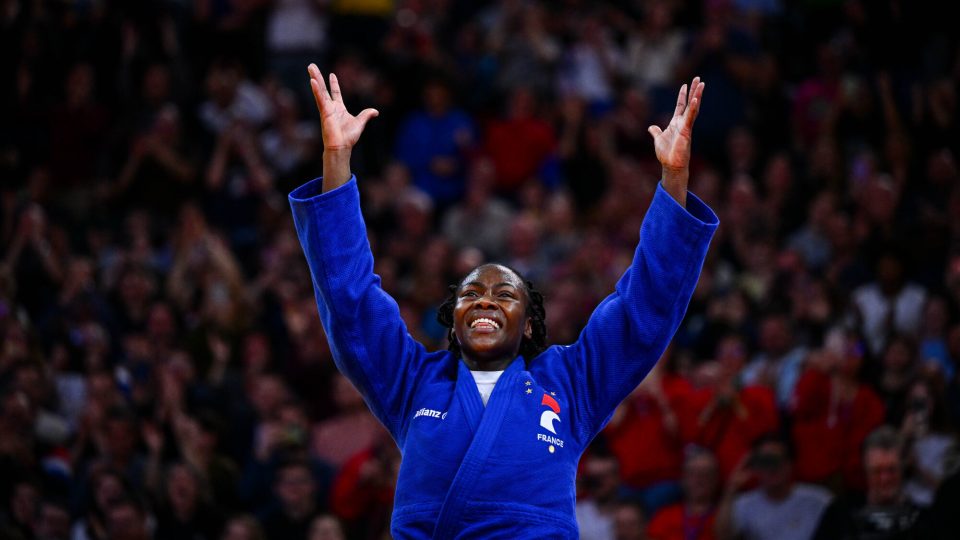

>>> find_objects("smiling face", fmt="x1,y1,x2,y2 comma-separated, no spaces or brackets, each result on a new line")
453,264,532,370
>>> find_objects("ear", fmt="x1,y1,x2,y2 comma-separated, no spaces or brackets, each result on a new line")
524,318,533,340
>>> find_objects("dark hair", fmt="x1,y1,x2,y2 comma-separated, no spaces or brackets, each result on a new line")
436,264,547,361
752,432,795,461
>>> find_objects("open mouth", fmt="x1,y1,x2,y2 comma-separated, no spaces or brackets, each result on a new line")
469,317,501,332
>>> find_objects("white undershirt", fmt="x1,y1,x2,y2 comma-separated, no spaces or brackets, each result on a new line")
470,370,504,406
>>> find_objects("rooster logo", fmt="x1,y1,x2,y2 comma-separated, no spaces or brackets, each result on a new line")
539,394,561,434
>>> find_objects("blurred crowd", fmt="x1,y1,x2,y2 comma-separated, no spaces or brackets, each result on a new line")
1,0,960,539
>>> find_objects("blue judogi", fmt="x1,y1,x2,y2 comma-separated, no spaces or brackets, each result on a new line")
290,177,718,539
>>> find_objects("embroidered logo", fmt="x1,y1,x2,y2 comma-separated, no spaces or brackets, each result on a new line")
413,408,447,420
539,394,561,434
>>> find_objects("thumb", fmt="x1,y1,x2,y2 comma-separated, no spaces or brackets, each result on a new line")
647,125,662,138
358,108,380,128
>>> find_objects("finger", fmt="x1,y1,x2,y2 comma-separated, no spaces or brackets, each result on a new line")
357,108,380,128
329,73,343,103
308,64,330,102
673,84,688,118
688,76,700,104
683,84,705,130
309,79,328,116
647,125,663,138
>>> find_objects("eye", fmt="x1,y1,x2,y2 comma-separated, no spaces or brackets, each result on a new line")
461,291,479,298
498,291,516,298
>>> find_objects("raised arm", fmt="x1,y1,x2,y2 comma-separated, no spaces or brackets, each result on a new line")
289,66,430,439
559,78,718,441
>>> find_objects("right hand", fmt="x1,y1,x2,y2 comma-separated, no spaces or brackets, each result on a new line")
308,64,378,151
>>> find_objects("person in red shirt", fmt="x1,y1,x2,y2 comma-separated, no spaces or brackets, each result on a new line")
678,335,779,479
603,362,690,512
483,86,558,194
647,446,719,540
329,432,400,538
791,327,885,492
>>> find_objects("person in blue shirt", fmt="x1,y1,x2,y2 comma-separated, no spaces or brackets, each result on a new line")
289,64,718,539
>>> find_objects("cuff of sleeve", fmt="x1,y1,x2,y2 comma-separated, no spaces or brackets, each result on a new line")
654,181,720,231
288,175,358,206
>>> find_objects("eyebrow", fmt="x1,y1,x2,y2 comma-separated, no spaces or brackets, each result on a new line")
461,282,519,289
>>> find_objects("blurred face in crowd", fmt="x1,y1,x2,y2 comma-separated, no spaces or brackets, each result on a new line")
93,473,125,513
9,481,39,526
581,455,620,502
877,254,904,294
716,335,747,378
167,463,200,516
865,447,902,506
882,337,914,375
34,501,71,540
424,81,451,116
221,517,263,540
276,464,315,515
106,502,148,540
332,373,364,411
614,503,646,540
682,451,718,506
759,316,790,357
453,264,532,367
751,440,792,497
104,417,137,461
309,515,346,540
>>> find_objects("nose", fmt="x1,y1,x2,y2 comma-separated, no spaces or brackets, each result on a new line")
474,295,497,309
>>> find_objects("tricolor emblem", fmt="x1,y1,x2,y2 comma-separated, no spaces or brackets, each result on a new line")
539,393,561,434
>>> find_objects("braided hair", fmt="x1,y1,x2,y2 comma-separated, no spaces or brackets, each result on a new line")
436,264,547,360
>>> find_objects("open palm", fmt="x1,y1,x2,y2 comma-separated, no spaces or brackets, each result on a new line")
648,77,705,173
308,64,378,151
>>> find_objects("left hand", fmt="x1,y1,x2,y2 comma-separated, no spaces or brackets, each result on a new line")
648,77,705,204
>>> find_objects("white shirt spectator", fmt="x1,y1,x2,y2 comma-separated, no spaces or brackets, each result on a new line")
733,483,832,540
852,282,926,356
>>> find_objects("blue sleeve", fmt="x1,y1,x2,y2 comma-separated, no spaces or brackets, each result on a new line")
560,183,718,441
289,177,434,440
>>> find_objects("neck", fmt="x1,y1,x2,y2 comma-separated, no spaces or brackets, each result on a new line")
462,354,514,371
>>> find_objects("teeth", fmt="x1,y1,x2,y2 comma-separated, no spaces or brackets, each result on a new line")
470,317,500,329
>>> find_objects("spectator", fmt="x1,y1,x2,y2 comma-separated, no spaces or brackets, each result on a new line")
901,378,958,507
33,498,71,540
153,462,224,540
307,514,345,540
613,500,648,540
104,496,153,540
741,314,807,410
791,328,885,492
311,374,387,469
482,86,557,194
258,459,319,540
679,341,779,479
395,77,476,207
715,434,832,540
812,426,926,540
576,453,621,540
851,252,927,358
440,158,515,259
602,365,687,514
647,447,720,540
219,516,264,540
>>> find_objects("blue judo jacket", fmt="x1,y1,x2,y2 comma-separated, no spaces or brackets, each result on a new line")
290,176,718,539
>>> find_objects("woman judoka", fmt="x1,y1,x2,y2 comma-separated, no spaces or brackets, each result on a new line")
289,64,718,539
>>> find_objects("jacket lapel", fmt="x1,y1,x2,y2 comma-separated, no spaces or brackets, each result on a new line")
456,361,484,435
432,357,525,539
